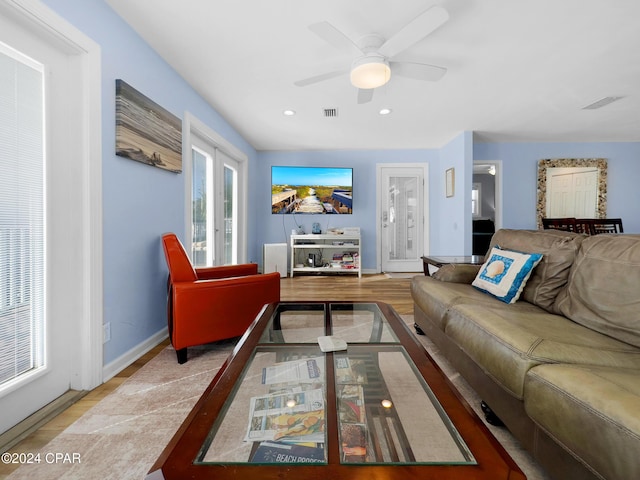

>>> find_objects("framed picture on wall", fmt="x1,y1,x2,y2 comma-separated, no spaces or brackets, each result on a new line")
446,167,455,197
115,79,182,173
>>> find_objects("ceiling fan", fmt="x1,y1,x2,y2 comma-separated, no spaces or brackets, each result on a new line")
294,5,450,104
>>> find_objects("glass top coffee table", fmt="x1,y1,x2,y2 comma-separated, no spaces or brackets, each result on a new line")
147,301,524,479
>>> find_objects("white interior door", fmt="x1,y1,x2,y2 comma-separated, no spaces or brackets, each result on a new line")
547,167,598,217
572,170,598,217
549,174,574,216
378,165,427,272
0,4,101,436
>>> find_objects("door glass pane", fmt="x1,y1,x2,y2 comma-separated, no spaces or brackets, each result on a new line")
223,164,237,264
192,148,212,267
0,44,46,388
387,176,418,261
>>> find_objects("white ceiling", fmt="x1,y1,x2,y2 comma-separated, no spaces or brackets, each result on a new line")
106,0,640,151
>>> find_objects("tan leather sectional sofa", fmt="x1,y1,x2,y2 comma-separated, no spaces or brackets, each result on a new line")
411,229,640,480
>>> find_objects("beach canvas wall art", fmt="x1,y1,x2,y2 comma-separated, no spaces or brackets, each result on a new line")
115,79,182,173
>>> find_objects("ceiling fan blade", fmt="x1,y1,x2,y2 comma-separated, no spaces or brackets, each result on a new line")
391,61,447,82
308,21,363,55
294,69,348,87
379,6,449,58
357,88,374,104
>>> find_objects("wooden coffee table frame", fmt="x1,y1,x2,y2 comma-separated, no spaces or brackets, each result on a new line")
147,301,525,480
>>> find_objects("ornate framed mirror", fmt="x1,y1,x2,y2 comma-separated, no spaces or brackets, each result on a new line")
536,158,607,229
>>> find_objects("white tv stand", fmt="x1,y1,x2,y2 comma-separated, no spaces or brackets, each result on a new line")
290,233,361,278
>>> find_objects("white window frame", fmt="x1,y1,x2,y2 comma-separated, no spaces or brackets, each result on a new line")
0,42,47,392
472,182,482,218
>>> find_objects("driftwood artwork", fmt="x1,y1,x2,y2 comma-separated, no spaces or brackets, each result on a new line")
115,79,182,173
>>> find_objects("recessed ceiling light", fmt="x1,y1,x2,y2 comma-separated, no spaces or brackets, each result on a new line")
379,108,392,115
283,109,296,116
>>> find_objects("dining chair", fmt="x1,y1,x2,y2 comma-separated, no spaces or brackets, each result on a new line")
589,218,624,234
541,217,579,232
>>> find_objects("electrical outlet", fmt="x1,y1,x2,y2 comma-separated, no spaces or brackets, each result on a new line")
103,322,111,343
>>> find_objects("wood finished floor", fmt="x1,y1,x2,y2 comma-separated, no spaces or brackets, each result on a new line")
0,273,413,477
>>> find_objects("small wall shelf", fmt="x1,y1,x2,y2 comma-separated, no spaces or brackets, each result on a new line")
290,233,361,278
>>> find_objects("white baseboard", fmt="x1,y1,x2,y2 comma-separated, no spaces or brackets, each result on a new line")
102,329,169,382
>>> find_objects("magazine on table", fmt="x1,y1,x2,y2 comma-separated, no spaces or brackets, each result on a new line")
338,384,366,423
250,441,325,463
340,423,368,463
335,357,368,384
261,357,324,385
245,387,325,443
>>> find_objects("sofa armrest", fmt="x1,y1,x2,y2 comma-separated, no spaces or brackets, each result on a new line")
432,263,481,284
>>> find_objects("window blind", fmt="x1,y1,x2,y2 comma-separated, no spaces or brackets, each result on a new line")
0,43,46,389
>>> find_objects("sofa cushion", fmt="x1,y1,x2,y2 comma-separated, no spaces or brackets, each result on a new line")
555,234,640,348
525,364,640,480
444,301,640,399
488,229,584,313
472,246,542,304
410,276,498,331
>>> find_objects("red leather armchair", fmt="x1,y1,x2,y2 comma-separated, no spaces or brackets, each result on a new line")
161,233,280,363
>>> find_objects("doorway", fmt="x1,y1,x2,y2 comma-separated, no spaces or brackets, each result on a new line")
0,1,102,438
190,143,241,266
184,113,248,266
472,161,502,254
377,164,428,272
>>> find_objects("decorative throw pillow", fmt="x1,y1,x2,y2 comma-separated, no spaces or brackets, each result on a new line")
472,246,543,304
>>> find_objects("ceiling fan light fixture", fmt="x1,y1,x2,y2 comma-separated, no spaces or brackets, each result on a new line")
350,55,390,89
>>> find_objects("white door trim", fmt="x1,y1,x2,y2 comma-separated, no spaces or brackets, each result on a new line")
3,0,104,392
375,163,429,273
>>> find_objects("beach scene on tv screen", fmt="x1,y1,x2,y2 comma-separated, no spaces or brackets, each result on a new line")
272,166,352,214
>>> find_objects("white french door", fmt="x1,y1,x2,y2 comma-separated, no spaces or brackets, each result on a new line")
190,138,241,267
0,2,102,437
377,165,428,272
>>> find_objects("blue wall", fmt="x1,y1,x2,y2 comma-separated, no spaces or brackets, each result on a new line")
433,131,473,255
42,0,258,366
257,149,439,271
256,132,481,265
474,142,640,233
40,1,640,371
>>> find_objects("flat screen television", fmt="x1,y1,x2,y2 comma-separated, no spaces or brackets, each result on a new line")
271,166,353,214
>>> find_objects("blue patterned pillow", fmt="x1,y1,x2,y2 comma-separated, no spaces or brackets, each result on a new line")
472,246,543,304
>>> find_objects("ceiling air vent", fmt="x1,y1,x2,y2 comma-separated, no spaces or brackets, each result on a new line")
323,108,339,118
582,96,624,110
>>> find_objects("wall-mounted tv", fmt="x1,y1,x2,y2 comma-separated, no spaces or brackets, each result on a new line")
271,166,353,214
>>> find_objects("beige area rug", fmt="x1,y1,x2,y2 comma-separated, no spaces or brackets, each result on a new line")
383,272,422,279
6,316,550,480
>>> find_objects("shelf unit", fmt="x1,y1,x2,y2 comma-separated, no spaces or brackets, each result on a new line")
290,233,361,277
